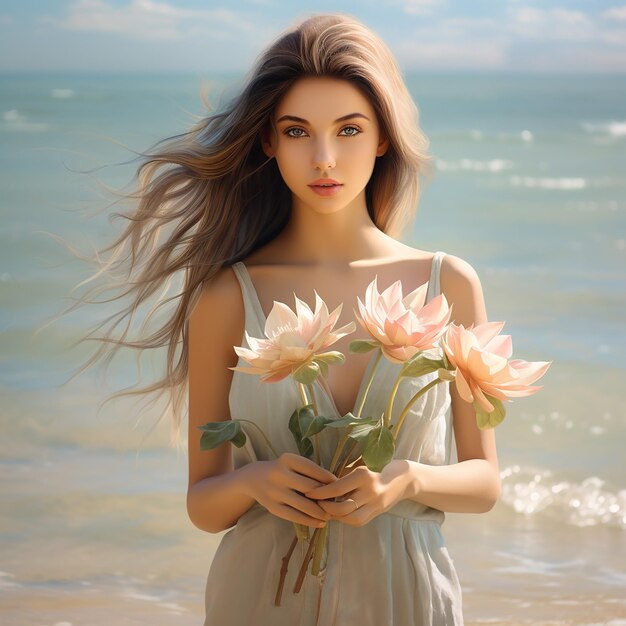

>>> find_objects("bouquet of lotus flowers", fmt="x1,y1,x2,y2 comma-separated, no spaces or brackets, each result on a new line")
198,275,551,605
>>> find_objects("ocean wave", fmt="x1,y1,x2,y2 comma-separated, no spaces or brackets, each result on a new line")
436,158,513,173
1,109,50,133
0,571,19,589
500,465,626,529
509,175,587,190
433,129,533,143
51,88,74,99
582,120,626,138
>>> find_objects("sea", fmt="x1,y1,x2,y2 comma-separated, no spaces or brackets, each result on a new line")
1,72,625,625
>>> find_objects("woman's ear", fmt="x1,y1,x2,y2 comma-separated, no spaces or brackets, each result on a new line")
261,127,275,158
376,133,390,157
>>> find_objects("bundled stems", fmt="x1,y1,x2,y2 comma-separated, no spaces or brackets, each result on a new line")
328,348,383,474
335,439,360,477
293,526,321,593
311,523,328,575
274,535,298,606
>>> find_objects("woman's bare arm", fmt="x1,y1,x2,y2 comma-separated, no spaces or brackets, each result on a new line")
186,267,336,534
404,254,501,513
186,267,258,533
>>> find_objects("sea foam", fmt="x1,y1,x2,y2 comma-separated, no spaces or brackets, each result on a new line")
501,465,626,528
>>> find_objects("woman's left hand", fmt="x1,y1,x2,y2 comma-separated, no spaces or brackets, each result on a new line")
304,459,414,527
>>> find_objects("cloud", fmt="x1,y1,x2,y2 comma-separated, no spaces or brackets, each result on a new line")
394,7,626,71
394,17,507,70
601,6,626,22
396,39,506,70
508,6,594,41
400,0,446,16
50,0,260,41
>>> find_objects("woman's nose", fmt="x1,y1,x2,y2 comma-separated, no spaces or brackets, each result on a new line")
312,140,336,170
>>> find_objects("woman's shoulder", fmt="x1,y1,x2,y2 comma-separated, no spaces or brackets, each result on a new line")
195,265,242,304
190,265,244,335
435,251,487,326
438,251,483,288
398,243,482,285
400,244,486,322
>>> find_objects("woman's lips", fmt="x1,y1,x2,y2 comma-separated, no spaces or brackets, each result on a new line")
308,184,343,196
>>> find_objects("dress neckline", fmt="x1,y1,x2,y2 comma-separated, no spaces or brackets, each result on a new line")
232,254,444,418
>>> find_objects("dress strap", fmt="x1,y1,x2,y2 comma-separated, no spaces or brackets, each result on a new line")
230,262,266,333
425,251,446,303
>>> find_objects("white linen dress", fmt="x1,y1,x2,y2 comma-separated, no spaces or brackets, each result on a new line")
203,251,464,625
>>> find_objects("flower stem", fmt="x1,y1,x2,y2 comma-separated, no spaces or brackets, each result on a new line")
293,526,321,593
297,383,309,407
384,370,405,428
236,419,281,459
329,429,350,475
335,439,359,477
390,378,442,439
311,523,328,575
354,348,382,417
305,383,321,465
328,349,383,474
274,533,298,606
305,383,319,414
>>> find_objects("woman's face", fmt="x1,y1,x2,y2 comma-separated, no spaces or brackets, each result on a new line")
262,76,388,216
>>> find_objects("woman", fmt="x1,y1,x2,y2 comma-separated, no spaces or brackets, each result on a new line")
79,12,500,626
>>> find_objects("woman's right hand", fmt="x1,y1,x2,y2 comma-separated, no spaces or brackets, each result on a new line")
241,453,337,527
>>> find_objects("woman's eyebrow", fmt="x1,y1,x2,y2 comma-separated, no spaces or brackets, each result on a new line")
275,112,370,124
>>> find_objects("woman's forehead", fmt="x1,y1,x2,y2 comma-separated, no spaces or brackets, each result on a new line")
274,76,375,122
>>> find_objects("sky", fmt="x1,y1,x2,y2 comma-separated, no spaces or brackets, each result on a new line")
0,0,625,73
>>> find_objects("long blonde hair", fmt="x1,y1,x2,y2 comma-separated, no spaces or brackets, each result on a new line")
64,12,434,448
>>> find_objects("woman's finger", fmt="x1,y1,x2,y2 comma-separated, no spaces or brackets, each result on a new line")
304,472,361,500
272,503,328,528
290,475,331,494
284,453,337,483
317,498,361,517
282,490,331,521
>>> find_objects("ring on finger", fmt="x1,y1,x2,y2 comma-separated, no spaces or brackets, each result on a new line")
344,497,359,513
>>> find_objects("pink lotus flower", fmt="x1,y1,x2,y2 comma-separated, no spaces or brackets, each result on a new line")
354,276,452,363
441,321,551,417
231,291,356,383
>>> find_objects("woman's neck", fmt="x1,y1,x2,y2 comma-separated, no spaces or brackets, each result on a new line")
273,198,393,266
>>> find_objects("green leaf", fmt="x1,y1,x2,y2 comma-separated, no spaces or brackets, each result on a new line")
324,413,379,429
347,422,378,442
349,339,379,353
315,359,329,378
361,424,395,472
473,396,506,429
199,420,247,450
288,405,316,458
302,414,335,438
402,352,445,378
315,351,346,365
296,405,316,436
293,360,321,385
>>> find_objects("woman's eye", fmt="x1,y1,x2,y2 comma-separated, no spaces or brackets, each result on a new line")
285,127,307,138
340,126,361,136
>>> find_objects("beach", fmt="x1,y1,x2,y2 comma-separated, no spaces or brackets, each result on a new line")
1,72,624,625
